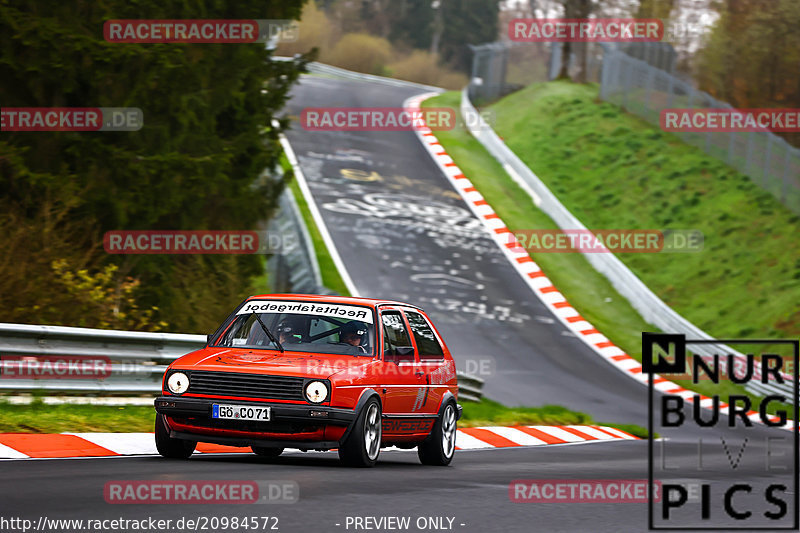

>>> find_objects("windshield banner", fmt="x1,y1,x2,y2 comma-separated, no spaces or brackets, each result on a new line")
237,300,374,324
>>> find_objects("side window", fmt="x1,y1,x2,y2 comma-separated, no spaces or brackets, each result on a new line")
381,311,414,362
405,311,444,359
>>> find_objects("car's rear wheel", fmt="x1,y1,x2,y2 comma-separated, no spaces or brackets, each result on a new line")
418,402,456,466
155,413,196,459
252,446,284,458
338,398,382,467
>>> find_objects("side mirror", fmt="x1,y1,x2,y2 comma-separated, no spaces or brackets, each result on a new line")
206,334,213,346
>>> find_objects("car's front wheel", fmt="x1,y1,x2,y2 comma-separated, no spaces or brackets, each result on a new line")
155,413,196,459
418,402,457,466
338,398,382,467
252,446,284,458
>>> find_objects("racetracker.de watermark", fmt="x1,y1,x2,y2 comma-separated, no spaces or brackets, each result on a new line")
509,18,663,42
103,19,298,43
508,229,704,253
300,107,494,132
0,356,112,379
103,230,293,254
294,358,457,383
1,108,142,132
661,109,800,133
104,480,298,504
510,480,661,502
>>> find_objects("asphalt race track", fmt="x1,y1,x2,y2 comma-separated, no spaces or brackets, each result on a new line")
1,74,795,533
282,75,647,424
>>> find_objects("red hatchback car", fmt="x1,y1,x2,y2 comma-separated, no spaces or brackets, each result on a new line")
154,294,461,467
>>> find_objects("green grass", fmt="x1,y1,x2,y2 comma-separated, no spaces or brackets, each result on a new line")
281,153,351,296
423,91,653,368
489,81,800,346
422,89,795,418
0,398,650,438
0,401,155,433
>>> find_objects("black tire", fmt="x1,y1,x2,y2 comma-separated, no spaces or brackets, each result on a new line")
251,446,284,458
155,413,196,459
418,401,457,466
338,397,382,467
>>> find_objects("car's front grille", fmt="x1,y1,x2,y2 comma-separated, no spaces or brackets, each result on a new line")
187,371,305,401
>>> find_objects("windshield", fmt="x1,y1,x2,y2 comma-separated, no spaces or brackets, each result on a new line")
214,300,376,356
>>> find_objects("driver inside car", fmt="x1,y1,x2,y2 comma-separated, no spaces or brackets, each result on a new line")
276,317,303,345
339,320,368,353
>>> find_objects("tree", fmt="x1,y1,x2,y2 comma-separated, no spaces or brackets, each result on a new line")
556,0,593,82
696,0,800,145
0,0,312,332
439,0,500,73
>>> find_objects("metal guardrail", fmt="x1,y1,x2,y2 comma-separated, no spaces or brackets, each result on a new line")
459,87,790,399
0,323,483,401
267,185,333,296
456,374,484,403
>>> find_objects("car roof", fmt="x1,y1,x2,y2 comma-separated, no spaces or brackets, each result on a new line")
247,293,424,311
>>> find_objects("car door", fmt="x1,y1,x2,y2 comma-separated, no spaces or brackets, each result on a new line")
402,309,450,416
378,309,424,424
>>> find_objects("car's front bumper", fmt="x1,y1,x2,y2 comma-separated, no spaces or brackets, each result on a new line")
154,396,356,449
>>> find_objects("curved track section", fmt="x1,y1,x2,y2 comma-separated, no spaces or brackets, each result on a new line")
1,74,791,533
282,75,647,424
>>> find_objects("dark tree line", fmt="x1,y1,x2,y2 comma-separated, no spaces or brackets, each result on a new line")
0,0,311,332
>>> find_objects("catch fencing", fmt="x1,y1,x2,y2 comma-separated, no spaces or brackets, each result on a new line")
468,40,800,215
600,48,800,216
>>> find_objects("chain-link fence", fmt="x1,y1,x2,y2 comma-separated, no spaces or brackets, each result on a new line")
600,48,800,216
469,40,800,215
468,42,549,102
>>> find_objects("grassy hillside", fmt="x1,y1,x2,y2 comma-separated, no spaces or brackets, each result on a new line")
490,81,800,343
422,88,794,413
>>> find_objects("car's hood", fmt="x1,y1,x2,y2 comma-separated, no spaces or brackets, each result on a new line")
173,348,373,379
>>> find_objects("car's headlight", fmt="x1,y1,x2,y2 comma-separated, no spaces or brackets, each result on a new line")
305,381,328,403
167,372,189,395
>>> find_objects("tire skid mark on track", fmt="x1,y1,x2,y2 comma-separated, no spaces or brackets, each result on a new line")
404,93,786,430
0,425,636,459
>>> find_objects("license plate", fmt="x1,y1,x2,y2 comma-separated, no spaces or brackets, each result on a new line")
212,404,271,421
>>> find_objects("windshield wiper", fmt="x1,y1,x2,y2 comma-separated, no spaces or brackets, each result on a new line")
251,312,284,353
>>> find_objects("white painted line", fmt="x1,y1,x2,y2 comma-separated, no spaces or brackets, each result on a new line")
614,358,641,371
528,426,586,443
479,426,547,446
565,425,614,440
0,443,28,459
65,432,157,455
596,426,637,440
454,431,496,450
279,134,359,296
